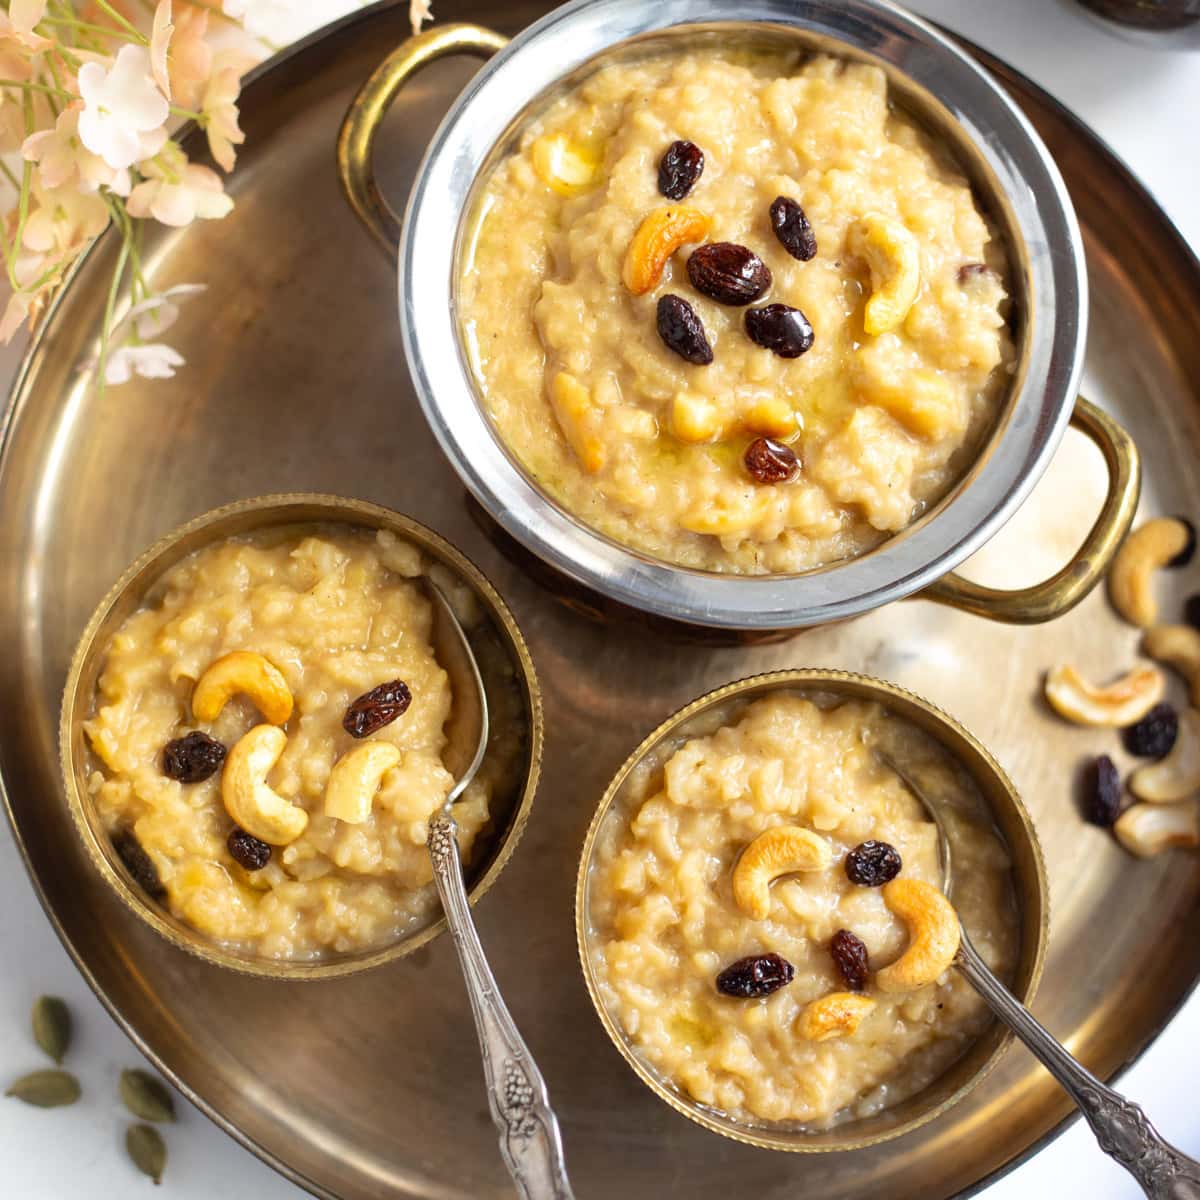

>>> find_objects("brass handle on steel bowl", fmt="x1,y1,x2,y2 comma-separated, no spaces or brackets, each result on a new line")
336,24,509,256
922,398,1141,624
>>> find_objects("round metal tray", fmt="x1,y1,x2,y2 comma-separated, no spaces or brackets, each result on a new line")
2,3,1198,1197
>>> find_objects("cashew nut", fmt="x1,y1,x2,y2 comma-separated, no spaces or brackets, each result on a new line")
875,878,960,993
848,213,921,335
1142,625,1200,707
1108,517,1192,628
1114,800,1200,858
222,725,308,845
530,133,600,196
549,372,607,474
1130,707,1200,803
324,741,403,824
1044,663,1165,727
623,205,710,295
731,826,832,920
797,992,876,1041
193,651,293,725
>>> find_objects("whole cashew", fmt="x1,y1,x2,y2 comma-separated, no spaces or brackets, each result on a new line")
1142,625,1200,706
1108,517,1192,628
731,825,832,920
324,741,403,824
1114,801,1200,858
622,205,710,295
222,724,308,846
848,213,921,335
797,991,876,1041
1044,663,1165,727
193,651,294,725
875,877,961,993
1130,707,1200,803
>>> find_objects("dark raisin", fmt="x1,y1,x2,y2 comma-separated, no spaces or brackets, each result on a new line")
112,830,166,900
715,953,795,999
1084,753,1123,827
1167,517,1196,568
658,139,704,201
343,679,412,738
162,731,226,783
656,293,713,365
744,303,814,358
1186,594,1200,630
768,195,817,261
228,827,272,871
1122,702,1179,759
687,243,772,306
744,437,800,484
830,929,869,992
845,840,902,887
957,262,990,283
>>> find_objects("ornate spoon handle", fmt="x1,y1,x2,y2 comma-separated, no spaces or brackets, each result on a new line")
957,934,1200,1198
428,812,575,1200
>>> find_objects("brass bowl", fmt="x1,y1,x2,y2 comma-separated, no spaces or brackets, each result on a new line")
59,494,542,980
575,669,1048,1151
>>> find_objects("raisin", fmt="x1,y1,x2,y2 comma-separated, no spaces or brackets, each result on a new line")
830,929,869,992
715,953,795,999
845,840,902,887
228,827,272,871
957,262,990,283
744,303,814,358
343,679,412,738
1186,594,1200,630
112,830,166,900
744,437,800,484
161,731,226,783
1084,753,1123,827
1167,517,1196,568
687,243,772,306
656,293,713,365
1122,702,1179,758
768,195,817,261
658,139,704,201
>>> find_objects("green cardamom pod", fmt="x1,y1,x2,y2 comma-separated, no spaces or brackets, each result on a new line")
31,996,71,1064
126,1123,167,1185
5,1068,81,1107
120,1068,176,1123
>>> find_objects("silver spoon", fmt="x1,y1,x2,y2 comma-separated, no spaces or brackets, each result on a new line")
878,751,1200,1199
420,577,574,1200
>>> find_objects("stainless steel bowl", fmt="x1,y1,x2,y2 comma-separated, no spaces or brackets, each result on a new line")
339,0,1139,632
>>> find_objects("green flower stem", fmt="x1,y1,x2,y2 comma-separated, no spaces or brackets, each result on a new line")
92,0,148,42
0,156,21,191
98,234,131,391
0,79,74,99
37,16,144,42
170,105,205,122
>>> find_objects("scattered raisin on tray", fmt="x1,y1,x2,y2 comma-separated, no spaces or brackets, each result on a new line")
656,293,713,365
112,830,166,899
343,679,412,738
715,953,795,999
845,840,902,887
162,731,226,783
830,929,869,992
1084,753,1123,827
744,303,814,358
1186,594,1200,630
1167,517,1196,568
657,139,704,200
768,195,817,261
687,242,772,306
744,437,800,484
228,828,272,871
1123,702,1179,759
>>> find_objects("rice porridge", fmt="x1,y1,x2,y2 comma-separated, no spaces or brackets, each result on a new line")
584,693,1018,1127
83,528,509,961
460,47,1013,574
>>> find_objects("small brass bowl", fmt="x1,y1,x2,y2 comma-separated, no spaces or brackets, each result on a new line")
60,494,542,980
576,669,1047,1151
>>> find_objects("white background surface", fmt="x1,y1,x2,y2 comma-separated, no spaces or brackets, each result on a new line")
1,0,1198,1196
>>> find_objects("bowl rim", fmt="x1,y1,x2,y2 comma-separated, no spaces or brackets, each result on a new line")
574,668,1049,1151
58,492,543,980
399,0,1087,630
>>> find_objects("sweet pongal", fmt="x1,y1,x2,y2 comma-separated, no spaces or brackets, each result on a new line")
584,693,1017,1127
460,48,1013,573
83,528,501,961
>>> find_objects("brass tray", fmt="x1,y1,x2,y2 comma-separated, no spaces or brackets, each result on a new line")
2,3,1198,1197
